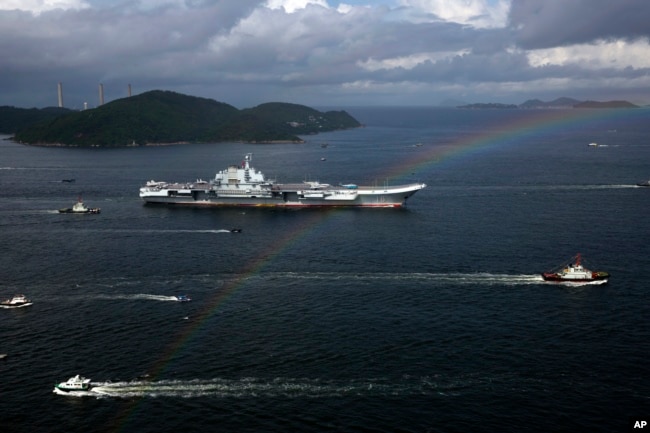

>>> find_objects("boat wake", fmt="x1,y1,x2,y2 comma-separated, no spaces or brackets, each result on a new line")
265,272,546,286
72,374,535,399
93,294,179,302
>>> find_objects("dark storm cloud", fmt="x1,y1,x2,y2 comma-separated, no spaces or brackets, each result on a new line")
510,0,650,49
1,0,649,108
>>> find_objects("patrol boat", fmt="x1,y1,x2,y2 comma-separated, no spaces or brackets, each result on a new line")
139,154,426,208
0,294,32,308
54,375,92,393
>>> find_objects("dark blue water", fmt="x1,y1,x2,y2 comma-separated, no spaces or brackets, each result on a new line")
1,107,649,433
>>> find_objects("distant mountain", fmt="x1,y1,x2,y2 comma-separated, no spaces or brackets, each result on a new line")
457,103,518,109
456,97,639,109
519,97,581,108
573,100,639,108
8,90,361,147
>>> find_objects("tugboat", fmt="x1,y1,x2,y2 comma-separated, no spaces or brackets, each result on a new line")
542,254,609,283
54,375,92,393
0,294,33,308
59,198,100,214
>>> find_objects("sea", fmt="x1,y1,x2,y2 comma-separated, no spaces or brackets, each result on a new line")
1,106,649,433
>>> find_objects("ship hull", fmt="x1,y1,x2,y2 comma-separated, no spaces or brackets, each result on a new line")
541,270,609,283
140,188,422,208
139,154,426,208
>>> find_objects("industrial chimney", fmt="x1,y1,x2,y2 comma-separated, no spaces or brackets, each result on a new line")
57,82,63,108
99,83,105,106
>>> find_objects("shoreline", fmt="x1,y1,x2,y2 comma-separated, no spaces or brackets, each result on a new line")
6,139,306,147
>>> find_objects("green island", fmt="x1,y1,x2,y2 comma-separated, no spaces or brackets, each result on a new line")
1,90,361,147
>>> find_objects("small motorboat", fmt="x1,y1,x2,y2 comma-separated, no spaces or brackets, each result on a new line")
54,375,92,392
175,295,191,302
0,294,33,308
636,179,650,187
230,228,242,233
59,198,100,214
542,253,609,283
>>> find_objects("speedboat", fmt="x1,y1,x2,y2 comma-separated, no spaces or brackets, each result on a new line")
0,294,33,308
542,254,609,283
230,228,242,233
636,179,650,187
59,198,100,214
175,295,191,302
54,375,92,392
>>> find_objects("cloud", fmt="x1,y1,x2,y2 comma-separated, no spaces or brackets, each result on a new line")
509,0,650,48
1,0,649,108
527,39,650,69
0,0,90,14
398,0,510,29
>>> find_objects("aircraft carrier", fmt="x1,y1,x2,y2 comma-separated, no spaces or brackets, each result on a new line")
139,154,426,208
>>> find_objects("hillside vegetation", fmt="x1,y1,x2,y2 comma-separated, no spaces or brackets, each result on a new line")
8,90,361,147
0,106,72,133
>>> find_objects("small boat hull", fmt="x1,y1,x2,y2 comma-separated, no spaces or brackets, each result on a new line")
541,272,609,283
0,302,33,308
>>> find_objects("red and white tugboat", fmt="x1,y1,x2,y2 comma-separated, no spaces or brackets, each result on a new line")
542,253,609,283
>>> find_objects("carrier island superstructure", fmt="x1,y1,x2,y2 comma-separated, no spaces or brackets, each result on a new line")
139,154,426,208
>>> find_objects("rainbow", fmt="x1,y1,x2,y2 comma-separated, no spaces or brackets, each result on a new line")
380,107,646,183
103,106,646,431
102,210,333,432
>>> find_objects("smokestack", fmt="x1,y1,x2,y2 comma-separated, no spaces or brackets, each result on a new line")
57,82,63,108
99,83,104,106
128,83,132,97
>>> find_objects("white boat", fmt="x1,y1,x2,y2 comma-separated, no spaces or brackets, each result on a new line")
0,294,33,308
59,198,100,214
139,153,426,208
175,294,191,302
54,375,92,392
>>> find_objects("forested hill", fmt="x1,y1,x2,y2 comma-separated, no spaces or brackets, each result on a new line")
7,90,361,147
0,106,72,133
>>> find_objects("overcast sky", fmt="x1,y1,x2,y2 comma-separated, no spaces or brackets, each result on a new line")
2,0,649,109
